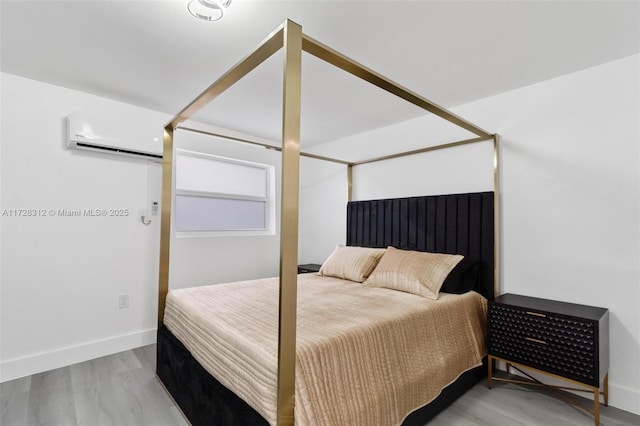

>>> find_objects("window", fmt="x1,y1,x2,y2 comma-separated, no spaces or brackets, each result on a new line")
175,150,275,235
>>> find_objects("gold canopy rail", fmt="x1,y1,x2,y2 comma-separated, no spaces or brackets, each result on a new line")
158,19,499,426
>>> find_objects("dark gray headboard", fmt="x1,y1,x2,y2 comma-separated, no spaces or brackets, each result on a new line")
346,191,495,300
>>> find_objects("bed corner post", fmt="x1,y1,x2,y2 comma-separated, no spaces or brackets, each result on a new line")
347,164,353,202
158,125,174,325
493,133,501,298
277,19,303,426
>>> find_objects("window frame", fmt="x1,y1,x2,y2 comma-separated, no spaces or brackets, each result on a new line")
174,149,276,237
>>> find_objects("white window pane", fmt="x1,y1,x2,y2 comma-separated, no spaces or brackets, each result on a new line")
176,154,266,197
176,195,266,231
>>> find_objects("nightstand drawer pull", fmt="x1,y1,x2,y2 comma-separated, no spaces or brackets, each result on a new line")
526,311,546,318
525,337,547,345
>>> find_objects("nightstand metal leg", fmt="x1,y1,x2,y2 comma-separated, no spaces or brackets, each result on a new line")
488,356,607,425
594,387,600,426
487,356,493,389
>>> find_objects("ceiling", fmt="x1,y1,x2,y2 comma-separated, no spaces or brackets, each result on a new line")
1,0,638,147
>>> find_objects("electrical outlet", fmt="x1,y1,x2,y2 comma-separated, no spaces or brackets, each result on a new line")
119,294,130,309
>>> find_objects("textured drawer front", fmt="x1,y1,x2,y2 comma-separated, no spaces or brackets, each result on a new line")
489,304,598,386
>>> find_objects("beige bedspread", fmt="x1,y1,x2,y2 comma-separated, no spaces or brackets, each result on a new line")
164,274,487,426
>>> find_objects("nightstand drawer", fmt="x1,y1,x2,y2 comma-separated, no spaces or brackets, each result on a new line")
490,304,597,385
488,294,608,388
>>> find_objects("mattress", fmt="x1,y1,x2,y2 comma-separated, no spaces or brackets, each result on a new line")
164,274,487,426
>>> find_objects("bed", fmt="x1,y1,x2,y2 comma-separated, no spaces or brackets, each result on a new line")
156,19,499,426
157,192,495,425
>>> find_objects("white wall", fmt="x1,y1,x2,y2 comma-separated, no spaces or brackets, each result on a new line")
0,73,167,381
312,55,639,414
298,157,347,265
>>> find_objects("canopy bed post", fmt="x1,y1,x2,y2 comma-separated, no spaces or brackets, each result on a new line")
347,164,353,202
158,125,173,324
493,133,501,297
277,19,303,426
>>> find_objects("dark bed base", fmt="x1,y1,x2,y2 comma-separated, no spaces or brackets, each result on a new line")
157,325,487,426
157,325,268,426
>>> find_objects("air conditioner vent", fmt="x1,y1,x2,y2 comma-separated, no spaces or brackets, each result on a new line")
74,142,163,161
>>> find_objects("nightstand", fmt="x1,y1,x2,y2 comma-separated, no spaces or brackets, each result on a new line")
297,264,322,274
488,293,609,425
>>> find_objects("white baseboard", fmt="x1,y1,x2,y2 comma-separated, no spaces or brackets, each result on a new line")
608,382,640,416
0,328,157,383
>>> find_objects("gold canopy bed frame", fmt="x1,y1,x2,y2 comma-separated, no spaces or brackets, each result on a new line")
157,19,500,426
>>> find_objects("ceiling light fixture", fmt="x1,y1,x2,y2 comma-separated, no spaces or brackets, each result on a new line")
187,0,232,22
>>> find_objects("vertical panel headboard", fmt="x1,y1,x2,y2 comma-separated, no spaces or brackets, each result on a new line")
347,191,495,300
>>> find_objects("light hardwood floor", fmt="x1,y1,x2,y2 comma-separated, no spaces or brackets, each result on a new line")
1,345,638,426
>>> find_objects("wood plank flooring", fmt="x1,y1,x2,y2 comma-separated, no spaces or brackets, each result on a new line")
1,345,638,425
1,345,188,426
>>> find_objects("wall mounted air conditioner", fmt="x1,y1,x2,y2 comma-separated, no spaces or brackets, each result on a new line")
67,111,164,162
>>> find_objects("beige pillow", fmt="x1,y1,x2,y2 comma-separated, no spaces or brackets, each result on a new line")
319,245,386,283
364,246,463,299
